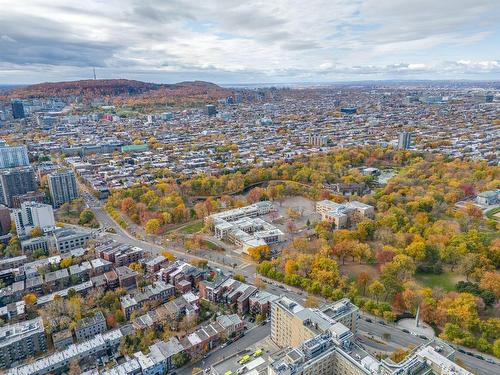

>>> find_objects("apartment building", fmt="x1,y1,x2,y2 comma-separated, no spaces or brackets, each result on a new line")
269,296,470,375
75,311,107,341
121,281,175,319
0,167,37,207
271,297,359,350
97,241,144,266
0,317,47,368
13,201,55,237
0,144,29,169
48,170,78,208
7,328,124,375
316,200,374,228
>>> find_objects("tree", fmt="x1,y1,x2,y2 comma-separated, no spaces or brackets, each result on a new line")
404,240,426,261
356,272,372,296
480,272,500,298
331,240,353,265
172,352,189,368
247,245,271,262
60,257,73,268
78,209,95,225
128,262,142,272
29,226,43,238
145,218,161,235
254,277,266,289
162,251,176,261
368,280,385,302
493,338,500,358
23,293,37,305
233,273,246,282
305,294,318,307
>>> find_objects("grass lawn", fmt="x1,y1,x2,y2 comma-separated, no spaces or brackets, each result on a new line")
202,240,223,251
179,220,203,234
340,262,380,280
415,272,464,291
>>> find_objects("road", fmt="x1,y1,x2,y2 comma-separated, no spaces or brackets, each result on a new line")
357,317,499,375
177,325,271,375
79,186,499,375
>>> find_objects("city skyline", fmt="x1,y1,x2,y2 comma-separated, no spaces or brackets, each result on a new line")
0,0,499,84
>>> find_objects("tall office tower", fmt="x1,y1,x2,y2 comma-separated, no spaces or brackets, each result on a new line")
398,131,412,150
11,100,25,119
13,201,56,237
205,104,217,116
48,170,78,208
0,167,37,207
0,144,29,169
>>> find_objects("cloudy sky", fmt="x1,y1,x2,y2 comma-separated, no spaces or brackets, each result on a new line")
0,0,499,84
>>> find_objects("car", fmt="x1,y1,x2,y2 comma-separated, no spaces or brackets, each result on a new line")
419,335,428,340
365,318,373,323
485,358,495,364
402,329,410,333
466,351,474,356
475,355,484,360
410,331,417,336
457,348,466,353
378,321,386,325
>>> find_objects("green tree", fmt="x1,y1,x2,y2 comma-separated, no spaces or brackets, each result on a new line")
79,209,95,225
172,352,189,368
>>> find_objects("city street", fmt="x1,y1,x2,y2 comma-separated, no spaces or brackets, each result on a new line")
83,190,499,375
177,324,271,375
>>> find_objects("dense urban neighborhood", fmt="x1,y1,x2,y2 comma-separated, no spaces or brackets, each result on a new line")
0,79,498,375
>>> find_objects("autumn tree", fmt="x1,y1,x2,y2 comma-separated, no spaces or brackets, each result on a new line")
368,280,386,302
29,226,43,238
247,245,271,262
145,218,161,235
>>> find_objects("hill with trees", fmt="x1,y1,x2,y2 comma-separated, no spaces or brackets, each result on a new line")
0,79,230,109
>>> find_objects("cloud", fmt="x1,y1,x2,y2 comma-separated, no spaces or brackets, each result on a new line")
0,0,498,83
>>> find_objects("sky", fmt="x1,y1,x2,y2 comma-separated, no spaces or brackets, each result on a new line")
0,0,499,84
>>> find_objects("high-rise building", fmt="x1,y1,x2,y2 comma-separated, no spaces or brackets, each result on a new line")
271,297,359,349
0,144,29,169
48,170,78,208
307,134,329,147
398,131,412,150
13,201,56,237
205,104,217,116
0,167,37,207
269,296,471,375
11,101,25,119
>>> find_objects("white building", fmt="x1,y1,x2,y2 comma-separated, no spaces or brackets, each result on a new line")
13,201,56,237
316,200,374,228
207,202,284,251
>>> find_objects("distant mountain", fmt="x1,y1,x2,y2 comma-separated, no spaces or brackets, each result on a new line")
0,79,230,108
